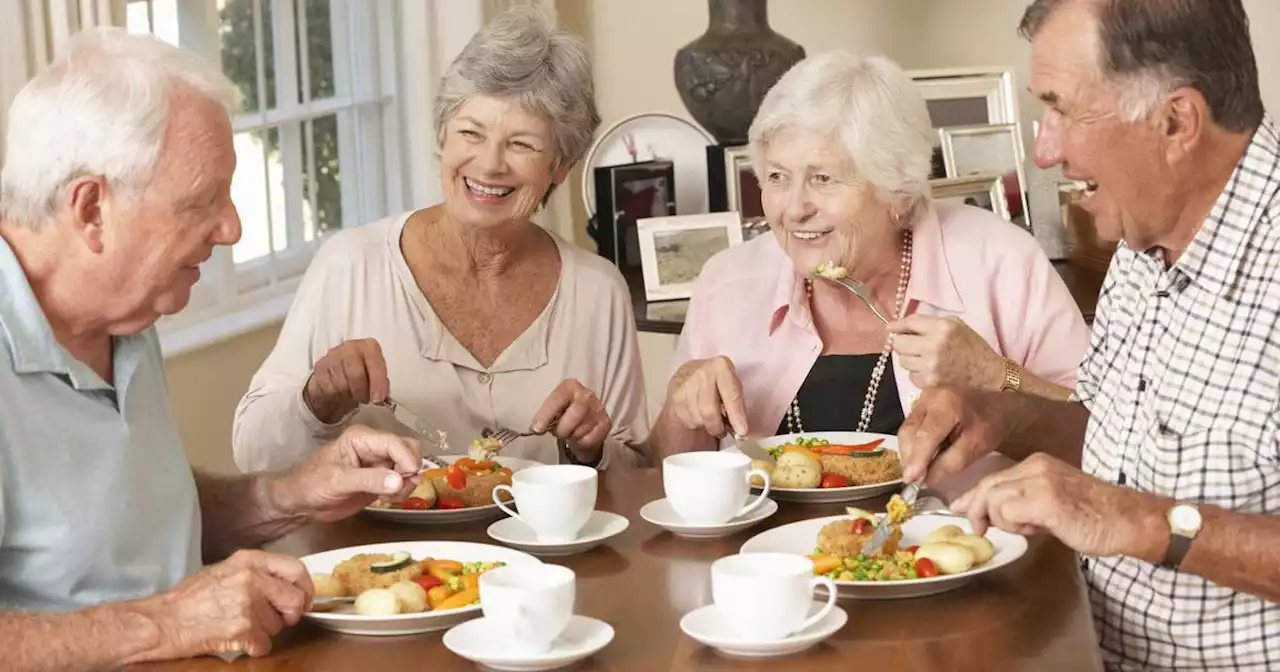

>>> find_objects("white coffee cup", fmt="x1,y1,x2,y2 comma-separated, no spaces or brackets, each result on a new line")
663,451,771,525
492,465,597,543
710,553,837,640
479,563,575,654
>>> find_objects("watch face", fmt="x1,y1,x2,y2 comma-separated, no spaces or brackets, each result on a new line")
1169,504,1202,533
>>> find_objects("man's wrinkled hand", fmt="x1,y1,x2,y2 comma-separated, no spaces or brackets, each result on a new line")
272,425,423,522
951,453,1166,558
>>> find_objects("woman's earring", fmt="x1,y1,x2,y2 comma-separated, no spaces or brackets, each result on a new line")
890,211,905,229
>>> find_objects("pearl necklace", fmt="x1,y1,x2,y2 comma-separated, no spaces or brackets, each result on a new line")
784,229,914,434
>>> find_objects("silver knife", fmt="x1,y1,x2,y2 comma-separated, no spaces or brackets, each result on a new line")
860,443,942,555
379,399,451,469
731,431,776,466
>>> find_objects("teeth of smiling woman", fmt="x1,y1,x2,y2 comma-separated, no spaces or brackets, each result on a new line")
792,231,827,240
465,178,514,197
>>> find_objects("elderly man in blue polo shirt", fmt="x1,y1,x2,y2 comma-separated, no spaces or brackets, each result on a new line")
0,29,424,669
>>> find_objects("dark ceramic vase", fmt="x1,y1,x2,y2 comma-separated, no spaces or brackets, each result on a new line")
674,0,805,145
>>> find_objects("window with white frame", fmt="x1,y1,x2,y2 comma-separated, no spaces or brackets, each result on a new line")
125,0,403,336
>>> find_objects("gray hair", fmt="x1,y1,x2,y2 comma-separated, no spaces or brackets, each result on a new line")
1019,0,1263,132
1,27,240,227
434,6,600,172
748,50,934,215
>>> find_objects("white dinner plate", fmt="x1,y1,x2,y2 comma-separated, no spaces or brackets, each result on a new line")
301,541,541,636
735,432,903,503
362,455,540,525
740,514,1028,600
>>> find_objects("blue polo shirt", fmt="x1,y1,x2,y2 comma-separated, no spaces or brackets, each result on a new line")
0,235,201,610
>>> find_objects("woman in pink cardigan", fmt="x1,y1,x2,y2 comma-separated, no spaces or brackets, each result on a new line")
651,51,1090,457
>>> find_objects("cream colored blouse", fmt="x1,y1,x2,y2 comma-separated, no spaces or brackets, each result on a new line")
232,213,650,472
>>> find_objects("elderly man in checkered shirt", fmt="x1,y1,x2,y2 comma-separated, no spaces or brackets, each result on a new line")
898,1,1280,670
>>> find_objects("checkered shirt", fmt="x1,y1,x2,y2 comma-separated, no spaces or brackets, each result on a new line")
1073,115,1280,671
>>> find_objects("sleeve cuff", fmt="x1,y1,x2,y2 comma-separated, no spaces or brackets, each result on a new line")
295,386,356,437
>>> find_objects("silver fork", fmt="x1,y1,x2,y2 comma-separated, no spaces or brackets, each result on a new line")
813,274,890,324
482,413,563,449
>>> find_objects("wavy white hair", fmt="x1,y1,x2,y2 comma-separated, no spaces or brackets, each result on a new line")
748,50,935,217
0,27,240,227
434,6,600,172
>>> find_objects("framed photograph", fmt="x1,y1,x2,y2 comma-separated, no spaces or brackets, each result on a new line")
908,68,1019,181
706,144,764,220
930,173,1009,222
590,160,677,271
939,123,1032,232
581,112,714,217
636,212,744,301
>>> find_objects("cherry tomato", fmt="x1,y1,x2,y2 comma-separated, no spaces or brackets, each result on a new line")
437,496,466,510
915,557,939,578
905,545,920,555
414,575,444,591
454,457,477,471
820,473,851,488
852,518,870,535
446,464,467,489
401,497,432,510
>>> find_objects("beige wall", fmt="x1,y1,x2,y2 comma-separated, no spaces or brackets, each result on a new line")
166,0,1280,470
165,323,281,474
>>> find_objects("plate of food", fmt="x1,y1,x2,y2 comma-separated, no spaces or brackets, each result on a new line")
302,540,541,635
364,442,541,524
742,432,903,503
740,499,1028,600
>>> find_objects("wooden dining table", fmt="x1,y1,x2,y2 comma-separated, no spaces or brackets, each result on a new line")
134,469,1104,672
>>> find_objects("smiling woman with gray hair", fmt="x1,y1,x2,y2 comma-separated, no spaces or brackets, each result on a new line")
651,50,1090,458
235,7,649,472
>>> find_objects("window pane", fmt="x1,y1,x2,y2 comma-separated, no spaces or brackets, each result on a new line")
126,0,179,45
231,128,285,263
298,0,336,101
303,113,343,237
218,0,276,114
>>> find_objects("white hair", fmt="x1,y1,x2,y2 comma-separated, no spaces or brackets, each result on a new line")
434,5,600,171
748,51,935,215
0,27,241,227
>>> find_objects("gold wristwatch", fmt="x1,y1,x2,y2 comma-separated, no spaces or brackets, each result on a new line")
999,357,1022,392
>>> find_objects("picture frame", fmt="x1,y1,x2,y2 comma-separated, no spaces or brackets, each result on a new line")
908,68,1020,182
590,160,677,271
636,212,744,301
938,123,1032,232
581,111,714,217
706,144,763,220
930,173,1010,223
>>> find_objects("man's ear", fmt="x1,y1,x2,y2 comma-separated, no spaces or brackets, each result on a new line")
66,176,108,254
1161,86,1208,165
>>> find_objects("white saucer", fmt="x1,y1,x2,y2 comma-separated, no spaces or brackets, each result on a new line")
443,614,615,671
680,601,847,659
639,497,778,539
487,511,630,557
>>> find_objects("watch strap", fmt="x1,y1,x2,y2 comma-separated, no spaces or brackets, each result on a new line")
1000,358,1022,392
1161,532,1193,570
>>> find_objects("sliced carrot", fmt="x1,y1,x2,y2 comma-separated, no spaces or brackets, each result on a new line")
435,587,479,611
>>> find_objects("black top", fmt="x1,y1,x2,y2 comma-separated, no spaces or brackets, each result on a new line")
775,354,905,436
